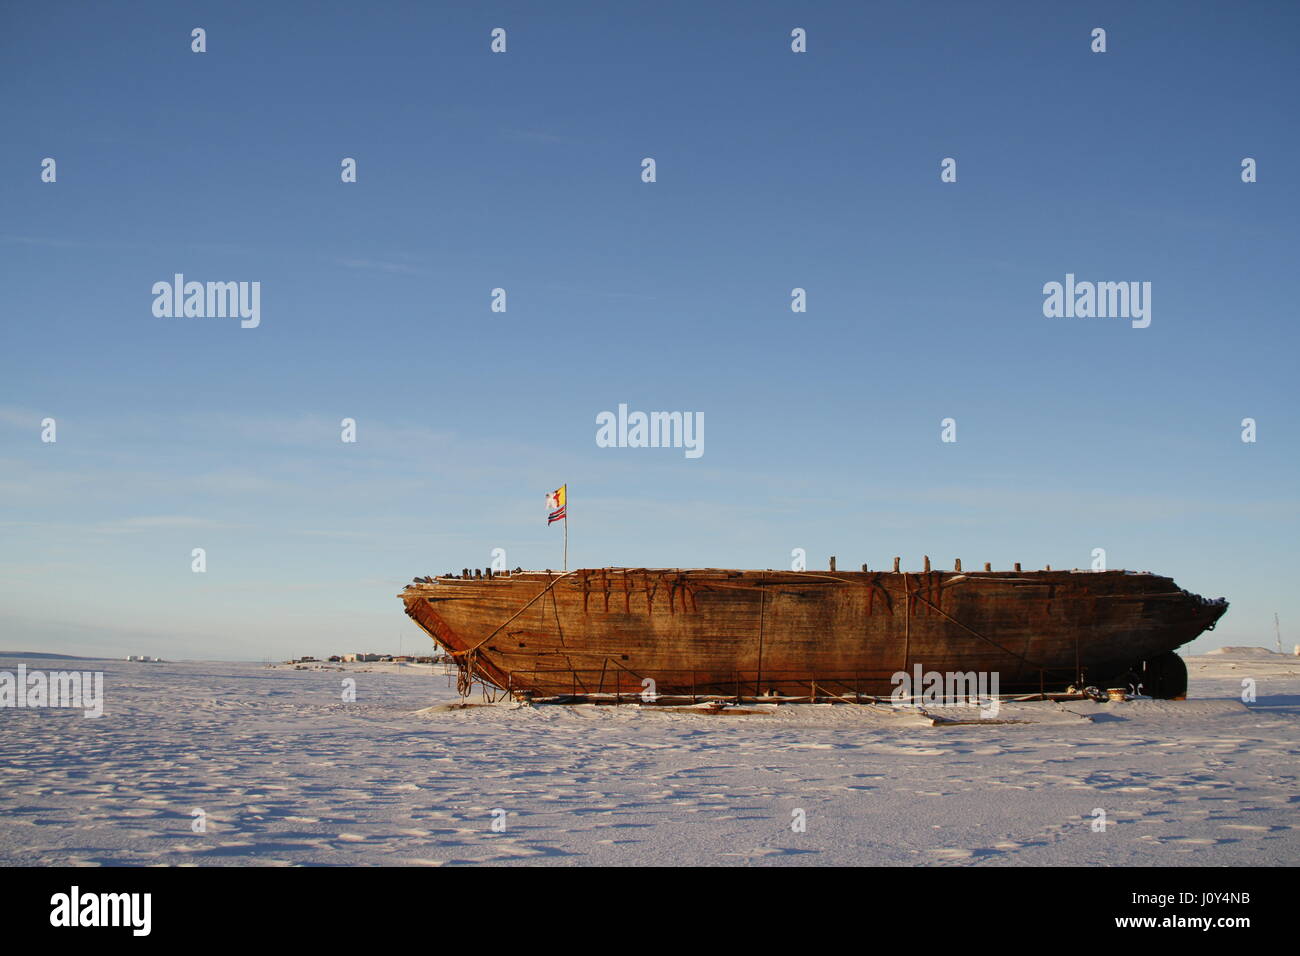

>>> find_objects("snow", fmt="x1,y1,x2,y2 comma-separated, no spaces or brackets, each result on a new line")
1205,646,1292,658
0,653,1296,866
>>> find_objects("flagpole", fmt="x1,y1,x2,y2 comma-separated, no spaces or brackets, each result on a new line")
563,486,569,571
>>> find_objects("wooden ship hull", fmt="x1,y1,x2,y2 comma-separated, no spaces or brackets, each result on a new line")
399,567,1227,700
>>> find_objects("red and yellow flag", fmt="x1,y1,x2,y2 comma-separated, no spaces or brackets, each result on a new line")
546,485,566,524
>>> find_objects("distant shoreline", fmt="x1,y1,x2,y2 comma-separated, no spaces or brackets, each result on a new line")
0,653,426,664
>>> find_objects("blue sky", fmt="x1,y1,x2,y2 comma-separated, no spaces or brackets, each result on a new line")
1,1,1296,659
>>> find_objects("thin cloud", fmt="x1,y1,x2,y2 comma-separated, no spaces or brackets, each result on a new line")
500,127,577,145
88,515,230,534
335,257,429,276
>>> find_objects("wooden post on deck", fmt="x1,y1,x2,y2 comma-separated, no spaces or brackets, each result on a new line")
923,555,931,572
893,557,900,572
829,556,837,572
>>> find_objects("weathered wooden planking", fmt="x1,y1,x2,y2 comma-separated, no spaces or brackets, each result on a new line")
400,568,1227,698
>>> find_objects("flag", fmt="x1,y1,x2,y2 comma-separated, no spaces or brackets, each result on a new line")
546,485,566,524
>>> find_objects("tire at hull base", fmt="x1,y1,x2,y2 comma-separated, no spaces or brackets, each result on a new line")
1138,651,1188,700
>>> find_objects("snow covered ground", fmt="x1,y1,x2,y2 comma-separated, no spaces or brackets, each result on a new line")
1,653,1296,866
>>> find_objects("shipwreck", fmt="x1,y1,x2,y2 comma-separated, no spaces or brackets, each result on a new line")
399,560,1227,703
